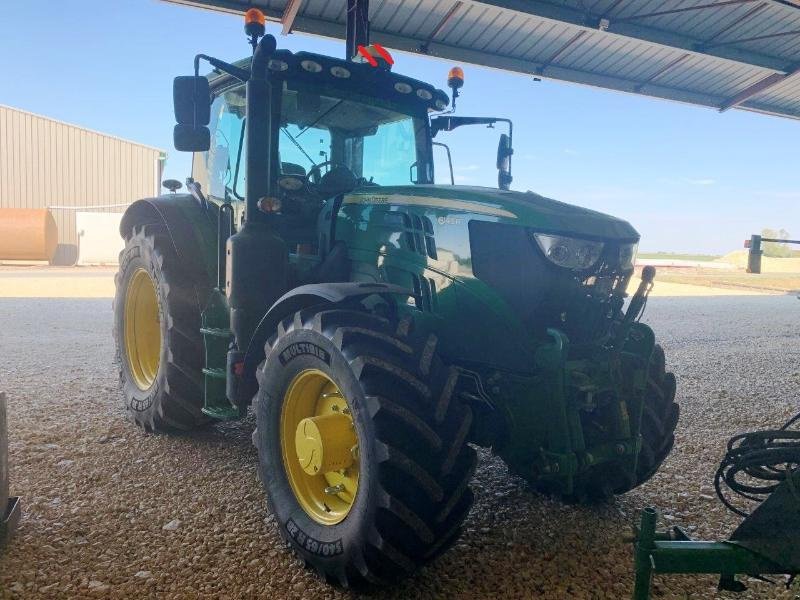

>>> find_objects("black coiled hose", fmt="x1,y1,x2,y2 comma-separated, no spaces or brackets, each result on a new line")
714,410,800,517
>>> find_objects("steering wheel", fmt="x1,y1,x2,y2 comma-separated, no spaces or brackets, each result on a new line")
306,161,358,196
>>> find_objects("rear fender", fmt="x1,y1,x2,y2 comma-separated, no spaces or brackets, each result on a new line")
119,194,218,311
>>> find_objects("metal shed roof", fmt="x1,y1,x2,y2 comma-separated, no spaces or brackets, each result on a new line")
166,0,800,120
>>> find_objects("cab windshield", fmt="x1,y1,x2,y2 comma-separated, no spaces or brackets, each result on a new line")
278,83,433,186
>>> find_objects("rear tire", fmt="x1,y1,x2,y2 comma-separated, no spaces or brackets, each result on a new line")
254,308,476,587
113,225,210,431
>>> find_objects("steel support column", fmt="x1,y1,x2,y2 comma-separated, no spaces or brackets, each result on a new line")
346,0,370,61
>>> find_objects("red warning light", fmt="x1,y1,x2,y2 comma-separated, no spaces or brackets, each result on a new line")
356,44,394,68
372,44,394,65
357,45,378,67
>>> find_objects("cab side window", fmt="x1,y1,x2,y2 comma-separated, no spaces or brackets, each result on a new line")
206,86,246,200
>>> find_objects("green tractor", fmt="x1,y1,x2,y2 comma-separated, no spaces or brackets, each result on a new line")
113,10,678,587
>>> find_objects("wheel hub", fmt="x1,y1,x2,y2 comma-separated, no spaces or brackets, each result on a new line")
280,369,360,525
124,268,161,390
295,413,357,476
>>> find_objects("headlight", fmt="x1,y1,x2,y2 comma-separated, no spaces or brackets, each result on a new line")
618,242,638,270
533,233,604,270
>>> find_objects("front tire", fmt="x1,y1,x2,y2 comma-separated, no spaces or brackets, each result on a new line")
113,225,209,431
254,309,476,587
573,343,679,498
501,343,679,500
623,344,679,490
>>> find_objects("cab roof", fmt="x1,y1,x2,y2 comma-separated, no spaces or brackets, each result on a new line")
207,49,451,113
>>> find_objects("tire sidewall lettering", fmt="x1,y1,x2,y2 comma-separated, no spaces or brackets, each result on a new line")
257,327,377,566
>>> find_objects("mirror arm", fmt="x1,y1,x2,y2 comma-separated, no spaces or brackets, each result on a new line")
431,116,501,134
432,142,454,185
498,118,513,181
186,178,209,210
194,54,250,82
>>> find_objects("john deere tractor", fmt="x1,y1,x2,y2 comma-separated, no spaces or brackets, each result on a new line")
114,9,678,587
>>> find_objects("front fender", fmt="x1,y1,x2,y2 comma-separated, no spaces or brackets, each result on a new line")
243,282,413,375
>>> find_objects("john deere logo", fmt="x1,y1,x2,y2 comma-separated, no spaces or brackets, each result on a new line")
279,342,330,365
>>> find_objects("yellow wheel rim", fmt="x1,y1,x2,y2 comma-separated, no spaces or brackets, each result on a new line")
281,369,360,525
124,268,162,390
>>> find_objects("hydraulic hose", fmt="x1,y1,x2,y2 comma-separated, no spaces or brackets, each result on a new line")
714,409,800,517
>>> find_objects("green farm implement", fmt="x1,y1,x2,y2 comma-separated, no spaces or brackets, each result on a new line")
113,8,678,586
631,411,800,599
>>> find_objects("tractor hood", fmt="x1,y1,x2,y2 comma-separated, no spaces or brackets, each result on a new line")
343,185,639,241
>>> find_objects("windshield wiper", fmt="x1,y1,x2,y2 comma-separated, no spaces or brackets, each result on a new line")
281,127,317,167
297,100,344,138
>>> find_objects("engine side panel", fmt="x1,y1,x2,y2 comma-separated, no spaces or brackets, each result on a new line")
333,192,536,372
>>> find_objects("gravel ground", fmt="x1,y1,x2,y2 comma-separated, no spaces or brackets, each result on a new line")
0,295,798,599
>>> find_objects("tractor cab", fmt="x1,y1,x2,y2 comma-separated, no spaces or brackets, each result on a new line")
190,49,447,255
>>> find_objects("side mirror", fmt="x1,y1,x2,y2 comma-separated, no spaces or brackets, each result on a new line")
496,133,513,190
174,124,210,152
174,76,211,125
173,76,211,152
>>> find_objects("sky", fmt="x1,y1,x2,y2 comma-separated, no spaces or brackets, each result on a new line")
1,0,797,254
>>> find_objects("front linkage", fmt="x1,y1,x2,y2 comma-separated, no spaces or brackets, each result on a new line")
498,268,660,498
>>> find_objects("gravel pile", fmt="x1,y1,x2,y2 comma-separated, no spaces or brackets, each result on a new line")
0,295,798,599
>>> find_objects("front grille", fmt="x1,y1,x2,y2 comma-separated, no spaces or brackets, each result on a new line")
469,221,631,343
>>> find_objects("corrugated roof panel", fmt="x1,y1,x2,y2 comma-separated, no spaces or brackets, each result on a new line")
373,0,415,32
673,5,751,39
388,0,430,36
405,2,459,39
480,13,529,53
698,7,800,58
300,0,327,19
397,2,440,37
543,30,596,66
520,22,582,60
492,16,537,55
750,71,800,107
768,35,800,59
567,33,618,70
164,0,800,119
626,46,684,80
503,19,560,57
664,61,766,97
463,7,511,50
697,62,766,94
439,3,491,46
733,23,800,60
455,6,511,49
